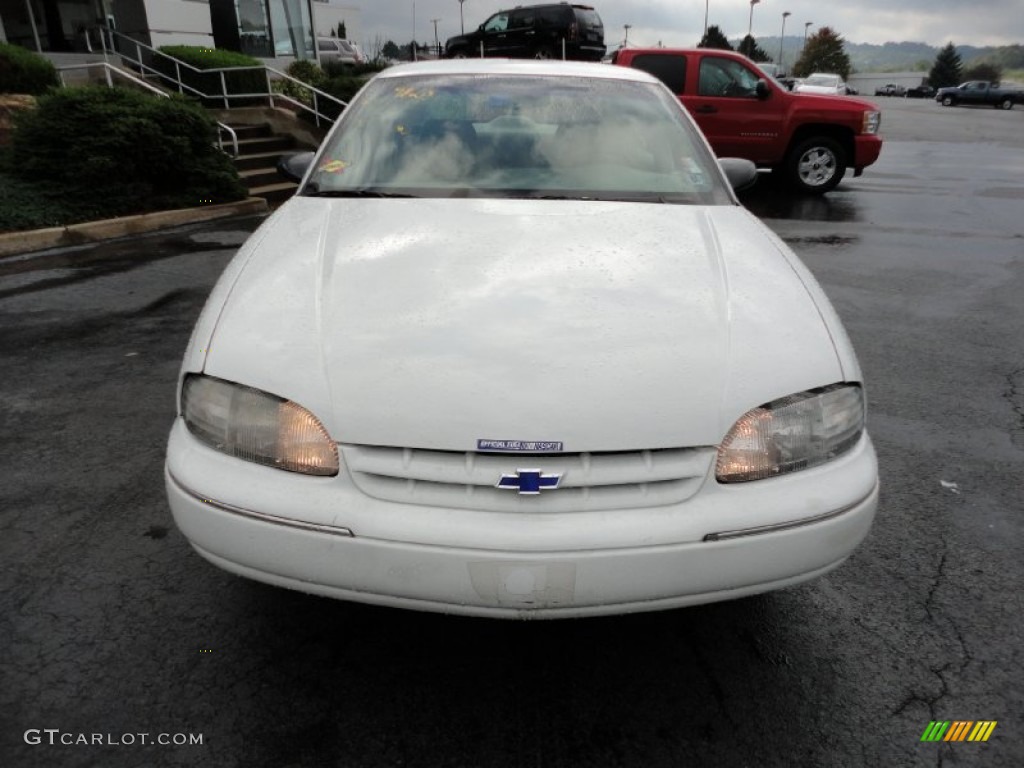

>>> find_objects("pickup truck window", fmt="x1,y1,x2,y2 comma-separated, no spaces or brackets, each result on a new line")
698,57,761,98
630,54,687,94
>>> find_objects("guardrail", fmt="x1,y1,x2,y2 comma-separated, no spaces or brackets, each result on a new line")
96,28,347,129
56,62,239,157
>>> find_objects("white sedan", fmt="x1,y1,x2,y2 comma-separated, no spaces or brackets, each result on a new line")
795,73,849,96
165,59,878,618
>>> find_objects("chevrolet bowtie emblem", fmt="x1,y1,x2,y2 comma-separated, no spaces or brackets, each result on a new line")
496,469,562,495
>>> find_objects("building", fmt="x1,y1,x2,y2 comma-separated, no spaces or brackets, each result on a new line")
0,0,361,62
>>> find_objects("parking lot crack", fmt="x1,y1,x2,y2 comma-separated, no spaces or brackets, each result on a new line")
893,534,974,720
1005,368,1024,450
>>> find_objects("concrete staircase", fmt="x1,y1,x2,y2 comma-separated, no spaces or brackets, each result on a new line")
228,123,314,206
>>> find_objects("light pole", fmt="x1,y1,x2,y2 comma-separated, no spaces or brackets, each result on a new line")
458,0,465,35
803,21,812,46
624,23,631,48
703,0,709,39
747,0,760,39
778,11,790,71
431,18,440,57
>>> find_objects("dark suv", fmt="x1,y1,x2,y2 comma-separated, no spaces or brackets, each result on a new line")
444,4,605,61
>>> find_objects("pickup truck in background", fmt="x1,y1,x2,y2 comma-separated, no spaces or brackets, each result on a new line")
612,48,883,193
935,81,1024,110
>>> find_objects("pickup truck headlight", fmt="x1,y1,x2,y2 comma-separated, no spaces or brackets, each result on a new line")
181,374,339,476
862,110,881,134
716,384,864,483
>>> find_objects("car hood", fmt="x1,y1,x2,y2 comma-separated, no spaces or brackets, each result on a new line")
199,198,849,452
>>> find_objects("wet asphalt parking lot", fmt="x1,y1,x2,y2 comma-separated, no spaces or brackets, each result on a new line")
1,97,1022,767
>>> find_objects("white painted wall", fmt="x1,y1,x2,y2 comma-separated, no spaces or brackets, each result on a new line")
143,0,215,42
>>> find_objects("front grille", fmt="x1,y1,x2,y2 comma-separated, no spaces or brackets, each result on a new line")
341,445,715,513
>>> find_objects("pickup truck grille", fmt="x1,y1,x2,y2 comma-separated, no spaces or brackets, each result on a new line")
341,445,715,513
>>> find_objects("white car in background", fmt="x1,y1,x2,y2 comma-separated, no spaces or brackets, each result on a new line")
165,60,878,619
795,73,849,95
316,37,363,65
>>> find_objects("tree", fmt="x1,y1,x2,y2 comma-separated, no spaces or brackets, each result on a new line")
381,40,401,61
791,26,851,79
928,42,962,88
963,62,1003,83
337,21,348,39
698,25,733,51
737,34,771,63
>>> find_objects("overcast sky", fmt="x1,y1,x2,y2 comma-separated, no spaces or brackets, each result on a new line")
348,0,1024,50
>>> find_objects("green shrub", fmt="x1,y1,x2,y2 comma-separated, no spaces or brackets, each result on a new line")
318,75,365,120
271,59,325,108
286,59,325,86
0,171,79,232
0,42,59,95
323,60,387,79
155,46,267,106
10,86,246,222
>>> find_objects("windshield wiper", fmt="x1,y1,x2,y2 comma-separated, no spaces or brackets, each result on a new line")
530,194,685,204
302,187,418,198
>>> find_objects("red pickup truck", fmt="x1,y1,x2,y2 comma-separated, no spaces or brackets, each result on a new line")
613,48,883,193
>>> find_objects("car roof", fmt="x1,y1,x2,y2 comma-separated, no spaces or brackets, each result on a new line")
620,47,751,60
376,58,660,84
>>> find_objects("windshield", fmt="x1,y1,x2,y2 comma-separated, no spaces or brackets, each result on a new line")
303,73,732,204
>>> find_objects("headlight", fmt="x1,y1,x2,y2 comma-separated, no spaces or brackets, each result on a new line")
716,384,864,483
181,375,339,476
862,110,881,134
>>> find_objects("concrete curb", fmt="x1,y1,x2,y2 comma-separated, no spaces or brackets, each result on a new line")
0,198,269,259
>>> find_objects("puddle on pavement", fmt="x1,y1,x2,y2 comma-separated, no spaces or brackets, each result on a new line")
739,178,863,223
0,216,263,282
0,217,264,300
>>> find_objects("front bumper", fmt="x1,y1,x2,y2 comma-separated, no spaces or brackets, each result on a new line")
852,134,883,171
165,420,878,618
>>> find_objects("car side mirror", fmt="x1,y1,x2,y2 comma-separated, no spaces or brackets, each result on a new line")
755,79,771,99
277,151,315,183
718,158,758,192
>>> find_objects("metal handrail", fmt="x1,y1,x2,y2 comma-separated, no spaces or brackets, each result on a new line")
56,62,239,157
97,27,348,127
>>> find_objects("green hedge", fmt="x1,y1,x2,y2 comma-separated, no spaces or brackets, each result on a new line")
271,59,325,107
9,86,245,224
271,60,365,122
318,75,365,120
323,60,387,79
156,46,267,106
0,42,59,95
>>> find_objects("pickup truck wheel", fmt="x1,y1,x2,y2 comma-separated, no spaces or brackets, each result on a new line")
785,137,847,194
998,98,1013,110
941,95,954,106
533,46,555,60
449,49,468,59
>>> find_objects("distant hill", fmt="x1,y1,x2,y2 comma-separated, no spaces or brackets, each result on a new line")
734,38,1024,74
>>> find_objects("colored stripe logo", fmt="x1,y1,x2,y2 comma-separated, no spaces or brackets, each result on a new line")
921,721,997,742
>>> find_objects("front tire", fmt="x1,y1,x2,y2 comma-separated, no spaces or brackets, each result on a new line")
998,98,1013,110
942,95,954,106
784,137,847,194
533,46,555,60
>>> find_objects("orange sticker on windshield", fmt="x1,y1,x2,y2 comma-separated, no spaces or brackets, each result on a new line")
319,160,349,173
394,86,436,100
